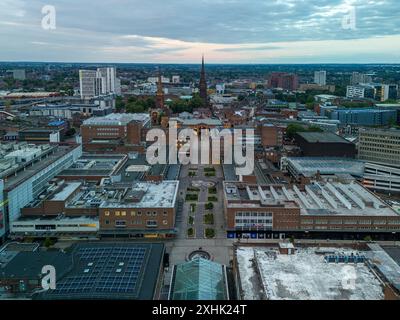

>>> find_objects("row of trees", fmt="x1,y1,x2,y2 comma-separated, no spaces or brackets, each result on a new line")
116,94,205,114
286,123,323,140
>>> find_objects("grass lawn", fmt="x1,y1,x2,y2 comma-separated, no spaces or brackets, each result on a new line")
187,227,194,238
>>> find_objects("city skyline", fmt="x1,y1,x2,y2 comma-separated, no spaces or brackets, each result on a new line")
1,0,400,64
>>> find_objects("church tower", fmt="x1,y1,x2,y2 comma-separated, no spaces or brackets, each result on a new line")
199,55,208,108
156,69,165,109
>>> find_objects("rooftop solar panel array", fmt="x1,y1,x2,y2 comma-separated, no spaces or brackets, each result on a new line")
50,246,149,299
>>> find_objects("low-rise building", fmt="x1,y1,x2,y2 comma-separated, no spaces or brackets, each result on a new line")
223,180,400,239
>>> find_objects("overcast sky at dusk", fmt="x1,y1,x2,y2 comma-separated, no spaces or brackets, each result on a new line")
1,0,400,63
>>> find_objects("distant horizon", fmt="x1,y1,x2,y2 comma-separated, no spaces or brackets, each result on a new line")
1,60,400,66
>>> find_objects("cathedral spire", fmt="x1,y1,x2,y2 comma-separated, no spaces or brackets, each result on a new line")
199,55,208,108
156,67,164,109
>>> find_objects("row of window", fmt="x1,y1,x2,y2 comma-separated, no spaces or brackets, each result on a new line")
104,219,168,227
104,210,168,217
236,212,273,217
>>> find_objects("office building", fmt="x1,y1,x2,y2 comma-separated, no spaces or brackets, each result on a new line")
314,71,327,86
358,128,400,166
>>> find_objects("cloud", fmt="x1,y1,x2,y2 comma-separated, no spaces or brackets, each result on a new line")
0,0,399,63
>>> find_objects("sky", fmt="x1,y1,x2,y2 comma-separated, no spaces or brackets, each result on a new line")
0,0,400,64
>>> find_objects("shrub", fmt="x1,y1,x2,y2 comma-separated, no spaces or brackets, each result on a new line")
187,228,194,237
205,202,214,210
205,228,215,239
204,214,214,225
186,194,198,201
208,196,218,202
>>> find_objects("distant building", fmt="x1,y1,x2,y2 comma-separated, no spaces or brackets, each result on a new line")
329,108,397,126
172,75,180,84
7,69,26,80
295,132,356,158
79,67,120,99
314,71,327,86
347,84,398,102
351,72,372,85
346,85,375,99
80,113,151,153
261,124,284,147
268,72,299,91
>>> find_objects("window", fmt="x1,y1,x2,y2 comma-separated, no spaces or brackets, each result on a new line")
121,211,127,216
146,220,158,228
163,220,168,225
153,211,157,216
105,211,110,217
115,211,120,217
137,211,142,216
131,211,136,216
163,211,168,216
115,220,126,228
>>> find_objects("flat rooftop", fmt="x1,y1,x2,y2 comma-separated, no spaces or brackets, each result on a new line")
2,144,79,191
40,242,164,300
236,247,383,300
58,154,126,177
224,181,399,217
296,132,352,144
100,181,179,209
286,157,365,177
367,244,400,292
82,113,150,126
50,182,82,201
